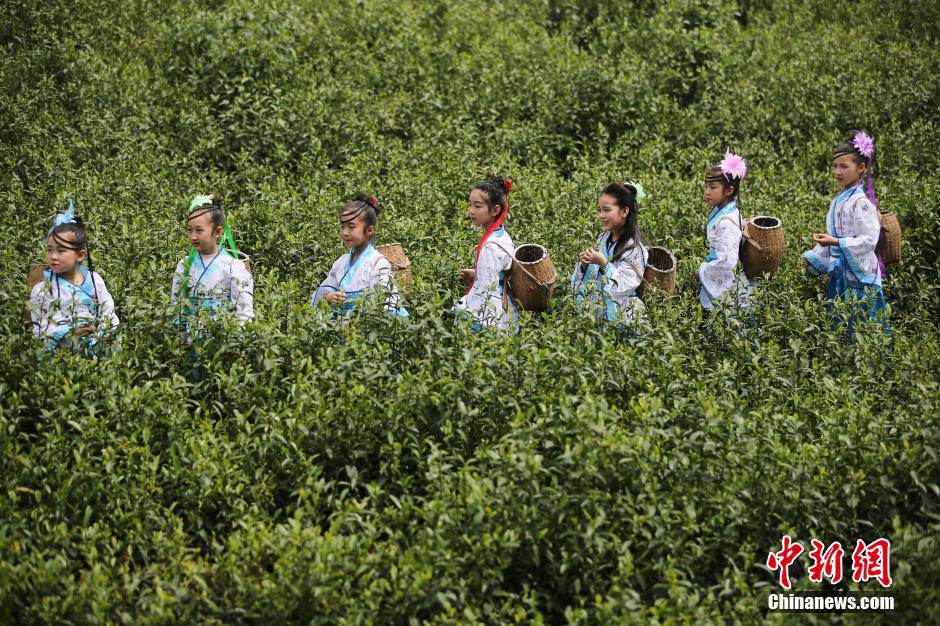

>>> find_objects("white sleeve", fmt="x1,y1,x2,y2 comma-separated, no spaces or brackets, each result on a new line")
373,256,405,314
838,197,879,257
28,281,66,340
230,260,254,325
803,243,831,276
698,219,740,283
312,257,345,305
605,244,646,299
92,273,119,330
170,260,185,304
467,243,509,300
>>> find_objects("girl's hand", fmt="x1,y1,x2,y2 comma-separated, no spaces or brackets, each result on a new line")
812,233,838,246
325,291,347,305
460,268,475,285
73,325,95,337
579,248,607,268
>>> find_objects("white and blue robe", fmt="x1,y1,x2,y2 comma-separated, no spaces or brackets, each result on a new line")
802,183,889,334
698,200,752,311
28,264,119,354
571,232,648,328
311,243,408,320
454,227,518,332
171,248,254,326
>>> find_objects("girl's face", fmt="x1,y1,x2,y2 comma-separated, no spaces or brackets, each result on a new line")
340,211,374,249
187,211,223,254
832,153,866,188
467,189,500,228
46,233,86,276
597,193,628,233
704,180,734,208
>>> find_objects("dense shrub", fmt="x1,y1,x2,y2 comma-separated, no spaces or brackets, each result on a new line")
1,0,938,622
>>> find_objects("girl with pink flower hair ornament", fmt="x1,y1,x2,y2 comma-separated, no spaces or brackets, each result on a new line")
697,151,753,316
802,131,890,338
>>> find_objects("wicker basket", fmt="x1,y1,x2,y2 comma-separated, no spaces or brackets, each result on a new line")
877,211,901,265
23,264,46,326
742,215,785,279
509,243,556,312
642,246,677,295
376,243,414,295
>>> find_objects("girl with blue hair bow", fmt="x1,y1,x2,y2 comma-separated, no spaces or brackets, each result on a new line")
28,200,119,355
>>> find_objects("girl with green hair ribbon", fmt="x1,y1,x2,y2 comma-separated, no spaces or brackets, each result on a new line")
171,194,254,328
571,181,649,333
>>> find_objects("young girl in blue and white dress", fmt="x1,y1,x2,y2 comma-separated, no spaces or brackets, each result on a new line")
571,181,648,331
455,177,518,332
802,131,889,336
311,194,408,320
171,194,254,327
29,201,119,355
697,152,752,315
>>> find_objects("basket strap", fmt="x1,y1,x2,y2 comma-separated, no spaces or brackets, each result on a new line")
621,256,650,290
722,215,761,251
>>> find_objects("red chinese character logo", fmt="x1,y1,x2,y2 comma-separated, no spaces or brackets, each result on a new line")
851,538,892,587
807,539,845,584
766,535,805,589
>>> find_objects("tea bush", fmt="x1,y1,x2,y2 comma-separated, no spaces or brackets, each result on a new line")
1,0,938,623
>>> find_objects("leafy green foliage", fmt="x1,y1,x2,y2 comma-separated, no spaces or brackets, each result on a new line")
1,0,938,622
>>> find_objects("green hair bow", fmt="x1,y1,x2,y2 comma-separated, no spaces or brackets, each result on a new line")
627,181,646,203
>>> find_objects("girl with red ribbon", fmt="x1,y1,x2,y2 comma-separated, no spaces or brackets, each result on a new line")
455,177,518,332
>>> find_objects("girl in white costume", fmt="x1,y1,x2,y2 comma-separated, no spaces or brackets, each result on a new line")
571,181,649,332
312,194,408,320
171,194,254,328
29,200,119,355
802,131,890,338
455,177,518,332
697,152,753,313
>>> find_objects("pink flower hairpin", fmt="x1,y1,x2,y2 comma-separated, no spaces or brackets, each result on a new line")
719,151,747,180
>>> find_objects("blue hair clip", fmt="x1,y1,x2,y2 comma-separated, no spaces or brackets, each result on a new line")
49,199,77,235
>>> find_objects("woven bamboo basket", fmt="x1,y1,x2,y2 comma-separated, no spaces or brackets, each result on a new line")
23,264,45,326
509,243,556,312
376,243,414,295
877,211,901,265
742,215,785,279
642,246,677,295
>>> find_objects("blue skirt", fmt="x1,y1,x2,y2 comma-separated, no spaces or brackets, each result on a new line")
826,272,890,337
